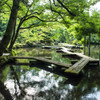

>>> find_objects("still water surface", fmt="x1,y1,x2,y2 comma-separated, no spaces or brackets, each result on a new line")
0,46,100,100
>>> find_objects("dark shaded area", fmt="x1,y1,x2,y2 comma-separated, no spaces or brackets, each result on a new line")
0,80,13,100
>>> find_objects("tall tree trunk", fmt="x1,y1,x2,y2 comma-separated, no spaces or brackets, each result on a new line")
84,35,86,55
0,0,20,56
8,20,16,51
99,40,100,67
88,33,91,56
8,21,22,51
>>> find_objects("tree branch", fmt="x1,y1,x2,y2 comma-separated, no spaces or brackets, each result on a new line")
20,22,40,29
24,1,34,17
57,0,75,16
49,0,66,15
19,10,44,24
22,15,56,22
5,2,12,10
26,10,44,18
0,0,8,6
49,0,61,14
52,0,61,7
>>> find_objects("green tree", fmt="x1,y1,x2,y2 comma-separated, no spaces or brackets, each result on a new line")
0,0,99,56
0,0,20,56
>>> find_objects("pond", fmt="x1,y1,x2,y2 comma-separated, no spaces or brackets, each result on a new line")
0,46,100,100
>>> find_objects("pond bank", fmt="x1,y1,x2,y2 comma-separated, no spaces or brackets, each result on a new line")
0,56,9,66
0,52,15,66
13,43,84,50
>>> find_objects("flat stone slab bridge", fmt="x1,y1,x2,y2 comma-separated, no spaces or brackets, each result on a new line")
11,47,99,75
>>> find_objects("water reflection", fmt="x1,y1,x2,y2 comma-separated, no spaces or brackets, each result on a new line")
0,46,100,100
0,63,100,100
85,45,99,59
15,48,72,64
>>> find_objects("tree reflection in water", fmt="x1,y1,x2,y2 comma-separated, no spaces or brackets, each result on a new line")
0,63,100,100
0,65,13,100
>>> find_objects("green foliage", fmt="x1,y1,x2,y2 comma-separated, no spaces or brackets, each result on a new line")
64,9,100,44
15,22,74,45
0,0,100,50
0,19,7,37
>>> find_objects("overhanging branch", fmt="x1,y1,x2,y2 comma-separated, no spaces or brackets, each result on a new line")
20,10,44,23
49,0,61,14
49,0,67,16
23,15,56,22
57,0,75,16
20,22,40,29
20,16,57,30
52,0,61,7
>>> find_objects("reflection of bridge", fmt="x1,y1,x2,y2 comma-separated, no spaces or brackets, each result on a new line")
11,47,99,75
